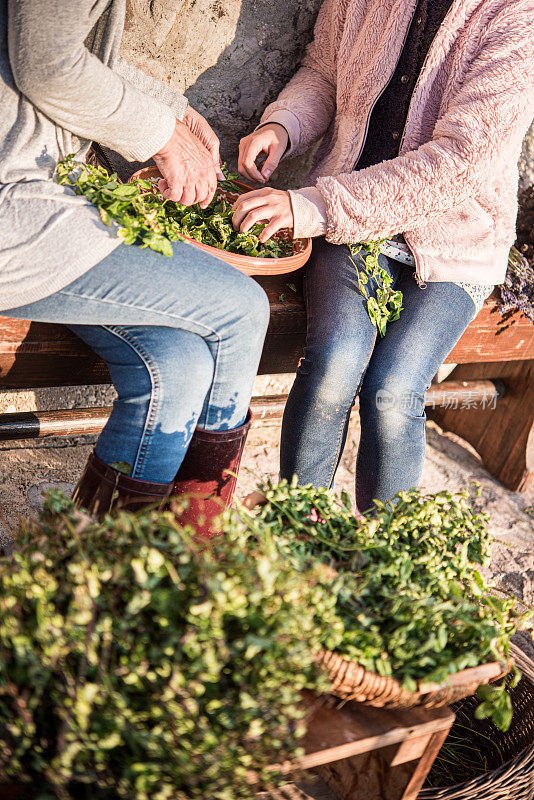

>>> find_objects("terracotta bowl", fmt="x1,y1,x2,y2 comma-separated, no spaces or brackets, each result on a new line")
129,166,312,276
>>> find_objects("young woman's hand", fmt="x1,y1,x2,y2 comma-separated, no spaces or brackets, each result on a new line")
238,123,289,184
153,120,218,209
232,188,294,243
182,107,225,180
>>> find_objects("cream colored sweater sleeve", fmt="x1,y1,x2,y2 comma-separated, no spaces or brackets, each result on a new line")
7,0,178,162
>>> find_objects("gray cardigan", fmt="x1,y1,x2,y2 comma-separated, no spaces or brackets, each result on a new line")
0,0,188,310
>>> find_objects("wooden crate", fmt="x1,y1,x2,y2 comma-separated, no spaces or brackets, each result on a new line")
261,692,455,800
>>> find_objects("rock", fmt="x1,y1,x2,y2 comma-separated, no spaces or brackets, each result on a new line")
511,630,534,662
121,0,323,184
0,526,15,557
27,481,75,513
519,121,534,191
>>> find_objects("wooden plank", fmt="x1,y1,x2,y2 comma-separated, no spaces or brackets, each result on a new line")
400,729,451,800
258,334,306,375
0,289,532,390
0,318,110,388
274,693,453,775
446,298,534,364
300,695,454,800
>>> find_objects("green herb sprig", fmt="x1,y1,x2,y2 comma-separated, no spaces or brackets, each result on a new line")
55,156,293,260
348,241,404,336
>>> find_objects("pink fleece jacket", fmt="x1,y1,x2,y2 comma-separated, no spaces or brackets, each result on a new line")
260,0,534,285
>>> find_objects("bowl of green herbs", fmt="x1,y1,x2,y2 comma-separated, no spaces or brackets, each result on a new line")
233,480,525,728
130,166,312,275
55,156,311,276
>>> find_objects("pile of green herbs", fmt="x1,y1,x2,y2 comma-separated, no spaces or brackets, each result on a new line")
231,479,524,730
55,155,293,259
348,242,403,337
0,491,336,800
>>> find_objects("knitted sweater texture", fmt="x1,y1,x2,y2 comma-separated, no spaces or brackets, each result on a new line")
0,0,188,310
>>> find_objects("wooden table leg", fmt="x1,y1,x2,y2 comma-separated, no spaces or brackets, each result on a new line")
429,359,534,492
399,728,451,800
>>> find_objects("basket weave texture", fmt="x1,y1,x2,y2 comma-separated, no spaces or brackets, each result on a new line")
318,649,509,710
418,642,534,800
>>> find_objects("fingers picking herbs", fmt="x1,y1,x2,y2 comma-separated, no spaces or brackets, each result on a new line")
232,188,294,243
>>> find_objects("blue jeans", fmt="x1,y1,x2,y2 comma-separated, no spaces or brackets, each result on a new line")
5,241,270,482
280,239,476,511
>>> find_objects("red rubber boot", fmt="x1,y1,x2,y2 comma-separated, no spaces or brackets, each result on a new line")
170,411,252,538
73,451,173,520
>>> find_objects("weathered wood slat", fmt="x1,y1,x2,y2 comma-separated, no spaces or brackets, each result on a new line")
274,692,454,800
446,298,534,363
0,280,532,392
0,271,532,492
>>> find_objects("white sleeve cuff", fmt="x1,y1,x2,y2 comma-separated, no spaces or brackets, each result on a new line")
288,187,328,240
256,109,301,156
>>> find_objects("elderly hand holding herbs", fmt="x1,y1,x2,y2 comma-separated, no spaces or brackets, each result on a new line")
156,107,224,208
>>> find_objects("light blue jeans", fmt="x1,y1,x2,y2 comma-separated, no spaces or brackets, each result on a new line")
5,241,270,482
280,239,477,511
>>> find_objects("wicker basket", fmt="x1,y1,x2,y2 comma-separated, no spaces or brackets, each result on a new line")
319,648,510,710
418,642,534,800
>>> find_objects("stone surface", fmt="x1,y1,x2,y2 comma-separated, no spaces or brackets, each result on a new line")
520,122,534,191
121,0,322,188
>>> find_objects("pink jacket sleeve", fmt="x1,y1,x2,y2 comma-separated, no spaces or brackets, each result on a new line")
259,0,344,156
317,4,534,243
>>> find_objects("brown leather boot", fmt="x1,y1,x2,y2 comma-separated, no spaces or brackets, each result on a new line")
170,411,252,539
73,451,173,520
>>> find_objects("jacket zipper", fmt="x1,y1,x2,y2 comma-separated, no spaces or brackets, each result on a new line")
399,1,460,286
351,6,417,168
399,41,435,287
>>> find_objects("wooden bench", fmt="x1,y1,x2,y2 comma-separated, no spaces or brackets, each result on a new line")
0,269,533,492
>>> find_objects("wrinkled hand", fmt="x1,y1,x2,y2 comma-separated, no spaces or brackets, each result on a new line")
232,188,294,243
182,107,224,180
238,123,289,184
153,119,218,208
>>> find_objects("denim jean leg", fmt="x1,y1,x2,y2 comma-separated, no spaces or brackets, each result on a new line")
356,275,476,511
4,238,269,481
196,276,270,431
69,325,215,482
280,240,400,488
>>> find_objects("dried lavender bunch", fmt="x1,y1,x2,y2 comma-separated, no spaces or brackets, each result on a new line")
498,246,534,323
